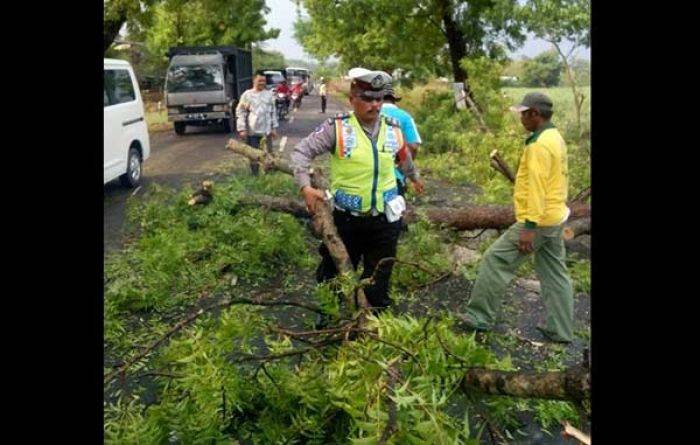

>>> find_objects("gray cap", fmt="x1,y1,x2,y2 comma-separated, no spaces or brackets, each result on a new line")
348,67,392,90
510,92,553,113
383,83,402,101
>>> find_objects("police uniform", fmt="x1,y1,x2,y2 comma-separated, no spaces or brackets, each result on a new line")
290,69,420,310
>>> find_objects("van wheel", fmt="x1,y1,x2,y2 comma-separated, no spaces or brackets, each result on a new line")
174,122,186,135
119,148,142,188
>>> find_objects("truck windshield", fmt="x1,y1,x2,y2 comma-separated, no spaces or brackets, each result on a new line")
167,65,223,93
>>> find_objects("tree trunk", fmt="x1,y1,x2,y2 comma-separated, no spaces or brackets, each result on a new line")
563,217,590,240
436,0,487,125
461,365,590,404
239,194,309,219
438,0,467,85
551,41,585,136
226,139,369,311
104,12,127,53
232,192,591,234
406,201,590,231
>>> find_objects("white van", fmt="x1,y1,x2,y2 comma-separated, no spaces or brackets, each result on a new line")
104,58,150,187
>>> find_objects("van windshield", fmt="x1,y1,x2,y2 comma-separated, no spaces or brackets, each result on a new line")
167,65,223,93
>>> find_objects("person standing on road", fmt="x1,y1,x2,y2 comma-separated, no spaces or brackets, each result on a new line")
291,68,425,318
319,77,328,113
381,84,422,197
457,92,574,343
236,74,278,175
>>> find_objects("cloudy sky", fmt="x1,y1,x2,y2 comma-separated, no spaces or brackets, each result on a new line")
261,0,590,62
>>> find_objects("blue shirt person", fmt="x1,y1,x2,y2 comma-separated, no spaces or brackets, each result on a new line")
380,84,422,194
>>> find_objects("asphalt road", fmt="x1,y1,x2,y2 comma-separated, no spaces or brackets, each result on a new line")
104,92,347,254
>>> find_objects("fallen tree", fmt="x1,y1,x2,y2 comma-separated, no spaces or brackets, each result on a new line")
227,139,591,234
230,191,590,236
413,200,590,231
461,365,589,404
563,217,591,240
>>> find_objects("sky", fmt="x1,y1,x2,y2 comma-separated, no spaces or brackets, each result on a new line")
261,0,590,62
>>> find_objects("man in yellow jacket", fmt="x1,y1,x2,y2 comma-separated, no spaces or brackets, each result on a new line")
459,92,574,343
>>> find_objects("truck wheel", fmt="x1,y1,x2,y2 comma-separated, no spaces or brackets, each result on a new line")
174,122,186,135
119,147,142,188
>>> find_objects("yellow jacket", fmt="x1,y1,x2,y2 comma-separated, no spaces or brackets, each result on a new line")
514,123,569,227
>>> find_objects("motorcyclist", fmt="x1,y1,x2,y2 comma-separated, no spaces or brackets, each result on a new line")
275,80,291,115
291,81,304,109
275,80,290,96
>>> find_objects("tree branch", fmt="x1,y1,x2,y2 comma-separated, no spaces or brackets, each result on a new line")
378,358,402,444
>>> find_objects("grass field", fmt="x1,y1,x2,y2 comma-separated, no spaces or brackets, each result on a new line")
503,86,590,137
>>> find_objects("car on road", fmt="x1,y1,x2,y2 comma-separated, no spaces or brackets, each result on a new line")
104,58,150,187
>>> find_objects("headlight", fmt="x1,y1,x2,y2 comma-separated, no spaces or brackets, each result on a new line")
167,107,179,114
212,104,229,112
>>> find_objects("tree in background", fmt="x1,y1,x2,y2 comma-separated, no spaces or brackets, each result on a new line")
293,0,526,113
252,45,286,71
520,50,563,87
569,58,590,86
522,0,590,133
105,0,280,89
104,0,161,53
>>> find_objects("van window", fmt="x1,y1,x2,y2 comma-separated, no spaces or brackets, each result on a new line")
104,69,136,106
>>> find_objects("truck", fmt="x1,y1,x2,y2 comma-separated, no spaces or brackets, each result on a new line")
165,46,253,135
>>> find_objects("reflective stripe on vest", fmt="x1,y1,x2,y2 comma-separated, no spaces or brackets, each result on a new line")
331,113,399,214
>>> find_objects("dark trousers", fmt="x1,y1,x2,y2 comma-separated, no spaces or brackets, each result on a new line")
316,210,402,309
246,134,272,175
321,95,327,113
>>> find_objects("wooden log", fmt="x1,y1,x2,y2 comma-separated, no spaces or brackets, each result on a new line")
237,193,590,237
461,365,589,404
405,201,590,231
238,194,309,219
563,217,591,240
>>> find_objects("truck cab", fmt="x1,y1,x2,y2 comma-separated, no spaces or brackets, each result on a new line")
165,46,252,135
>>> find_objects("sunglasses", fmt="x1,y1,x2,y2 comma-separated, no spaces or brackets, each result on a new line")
358,93,384,103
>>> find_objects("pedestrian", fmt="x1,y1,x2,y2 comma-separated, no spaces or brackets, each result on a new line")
291,68,425,323
381,83,422,197
319,77,327,113
236,74,278,175
457,92,574,343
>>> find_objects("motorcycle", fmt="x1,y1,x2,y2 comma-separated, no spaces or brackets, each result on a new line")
276,91,289,120
291,91,301,110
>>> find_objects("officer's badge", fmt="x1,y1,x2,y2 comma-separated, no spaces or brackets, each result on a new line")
371,75,384,89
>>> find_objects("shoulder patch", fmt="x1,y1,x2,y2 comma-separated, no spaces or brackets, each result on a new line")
384,116,400,127
335,112,350,120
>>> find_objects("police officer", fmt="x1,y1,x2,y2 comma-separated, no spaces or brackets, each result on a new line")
291,68,424,316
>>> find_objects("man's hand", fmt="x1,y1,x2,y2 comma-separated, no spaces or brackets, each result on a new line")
409,178,425,195
518,228,536,254
238,131,248,139
301,186,326,215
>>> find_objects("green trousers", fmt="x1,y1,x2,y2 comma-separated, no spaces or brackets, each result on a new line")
464,222,574,342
